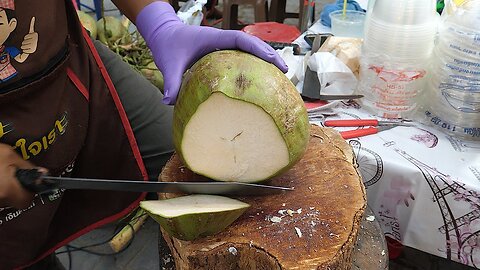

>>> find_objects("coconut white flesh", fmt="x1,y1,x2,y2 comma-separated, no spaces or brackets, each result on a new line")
181,92,290,182
141,195,250,218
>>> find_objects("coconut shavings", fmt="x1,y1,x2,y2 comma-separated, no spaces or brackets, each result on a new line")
295,227,302,238
329,233,340,238
366,215,376,222
228,247,238,255
270,216,282,223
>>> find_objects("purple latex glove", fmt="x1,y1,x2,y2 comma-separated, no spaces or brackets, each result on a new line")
136,1,288,105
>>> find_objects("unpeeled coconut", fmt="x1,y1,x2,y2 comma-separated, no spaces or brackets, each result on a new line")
76,10,97,39
173,50,310,183
96,16,130,45
141,62,164,92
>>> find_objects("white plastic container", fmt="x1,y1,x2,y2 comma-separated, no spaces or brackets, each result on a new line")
414,0,480,140
357,53,431,118
356,0,438,118
372,0,437,25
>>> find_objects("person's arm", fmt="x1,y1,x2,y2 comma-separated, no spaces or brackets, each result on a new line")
110,0,288,105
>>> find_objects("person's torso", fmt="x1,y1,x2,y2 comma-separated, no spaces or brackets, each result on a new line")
0,1,146,269
0,0,88,176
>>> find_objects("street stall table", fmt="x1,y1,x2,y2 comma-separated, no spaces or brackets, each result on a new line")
157,126,388,270
307,104,480,268
294,10,480,268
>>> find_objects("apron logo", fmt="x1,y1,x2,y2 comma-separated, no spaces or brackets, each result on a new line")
0,121,13,139
0,1,39,82
13,112,69,160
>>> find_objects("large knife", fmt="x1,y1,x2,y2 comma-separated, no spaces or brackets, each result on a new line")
16,169,293,196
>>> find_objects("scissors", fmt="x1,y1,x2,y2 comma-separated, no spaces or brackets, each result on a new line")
324,119,413,139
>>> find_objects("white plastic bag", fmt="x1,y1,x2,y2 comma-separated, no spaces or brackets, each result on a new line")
177,0,208,25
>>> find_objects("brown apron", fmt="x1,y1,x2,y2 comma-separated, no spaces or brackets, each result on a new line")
0,1,148,269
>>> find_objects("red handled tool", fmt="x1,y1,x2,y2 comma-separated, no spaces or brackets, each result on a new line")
324,119,413,139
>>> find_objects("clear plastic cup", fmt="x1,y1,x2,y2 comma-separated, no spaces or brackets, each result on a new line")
367,13,439,34
365,15,438,39
372,0,437,25
416,86,480,140
363,34,435,59
356,53,430,119
329,10,366,38
411,1,480,140
414,104,480,140
424,80,480,117
362,13,438,59
434,43,480,71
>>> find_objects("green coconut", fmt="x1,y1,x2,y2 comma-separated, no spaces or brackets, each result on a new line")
140,195,250,241
96,16,130,45
141,62,164,92
77,10,97,39
173,50,310,183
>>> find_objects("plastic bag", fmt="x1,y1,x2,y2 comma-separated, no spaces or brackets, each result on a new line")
177,0,207,25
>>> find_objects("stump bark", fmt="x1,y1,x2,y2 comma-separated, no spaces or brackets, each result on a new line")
159,125,367,269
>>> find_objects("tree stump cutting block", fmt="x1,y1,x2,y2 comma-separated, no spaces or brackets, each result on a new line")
159,125,367,269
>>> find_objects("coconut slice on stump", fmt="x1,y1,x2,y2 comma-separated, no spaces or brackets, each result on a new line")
140,195,250,241
173,50,310,183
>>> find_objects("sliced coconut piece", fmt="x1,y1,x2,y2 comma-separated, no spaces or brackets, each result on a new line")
140,195,250,241
173,50,310,183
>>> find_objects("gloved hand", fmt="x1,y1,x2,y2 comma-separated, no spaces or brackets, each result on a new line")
0,144,47,209
320,0,364,27
136,1,288,105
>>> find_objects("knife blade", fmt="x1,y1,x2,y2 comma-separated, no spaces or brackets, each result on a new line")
301,35,323,100
16,169,293,196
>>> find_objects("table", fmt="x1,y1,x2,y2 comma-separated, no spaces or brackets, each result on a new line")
307,104,480,268
289,13,480,268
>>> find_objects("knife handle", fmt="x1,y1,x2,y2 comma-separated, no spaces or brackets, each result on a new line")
340,127,379,139
16,168,58,194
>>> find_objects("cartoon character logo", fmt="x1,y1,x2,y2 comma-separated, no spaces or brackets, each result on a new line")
0,0,38,82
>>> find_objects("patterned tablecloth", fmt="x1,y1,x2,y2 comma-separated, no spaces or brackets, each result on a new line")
307,100,480,268
290,7,480,266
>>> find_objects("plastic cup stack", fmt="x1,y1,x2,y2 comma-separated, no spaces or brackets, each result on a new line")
356,0,439,119
416,0,480,140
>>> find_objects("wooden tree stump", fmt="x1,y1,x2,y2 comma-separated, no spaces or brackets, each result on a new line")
159,125,367,269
